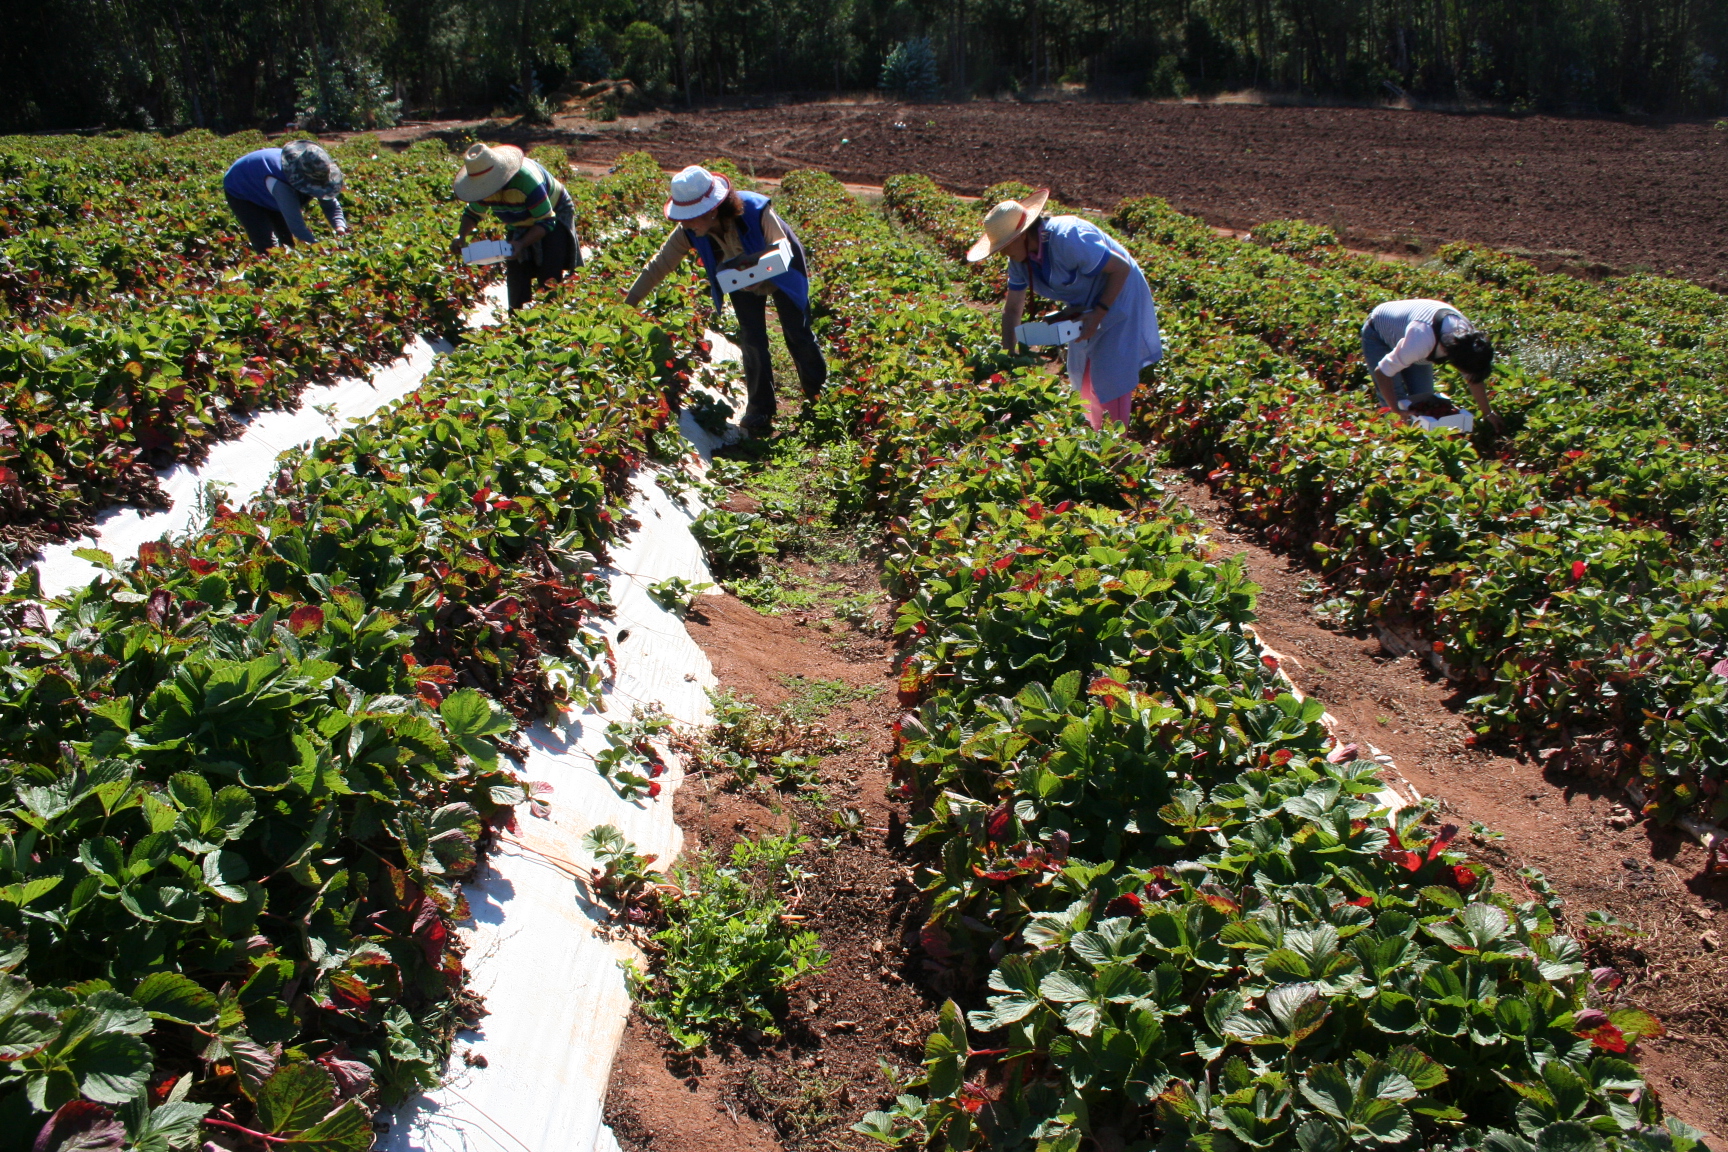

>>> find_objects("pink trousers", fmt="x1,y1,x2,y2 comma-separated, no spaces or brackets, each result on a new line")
1078,360,1133,429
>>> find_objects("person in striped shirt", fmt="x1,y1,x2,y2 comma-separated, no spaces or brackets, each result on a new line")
448,143,582,311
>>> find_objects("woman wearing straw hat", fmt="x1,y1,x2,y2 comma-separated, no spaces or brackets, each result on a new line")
448,143,582,312
222,141,348,254
969,190,1162,430
625,164,825,435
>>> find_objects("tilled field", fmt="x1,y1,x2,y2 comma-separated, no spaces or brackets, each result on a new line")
549,100,1728,285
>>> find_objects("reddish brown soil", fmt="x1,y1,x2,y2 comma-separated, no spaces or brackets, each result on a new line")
1170,475,1728,1145
540,101,1728,285
605,591,939,1152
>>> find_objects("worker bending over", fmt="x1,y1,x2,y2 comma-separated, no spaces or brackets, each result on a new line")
970,189,1162,430
449,143,582,311
1364,299,1502,431
222,142,347,253
625,165,826,436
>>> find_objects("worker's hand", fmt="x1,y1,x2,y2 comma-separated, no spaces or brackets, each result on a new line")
1080,307,1108,342
509,239,528,260
449,237,464,258
1485,409,1507,433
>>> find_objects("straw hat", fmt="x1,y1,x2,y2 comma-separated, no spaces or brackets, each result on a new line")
965,189,1051,262
665,165,731,221
280,141,343,198
453,143,524,202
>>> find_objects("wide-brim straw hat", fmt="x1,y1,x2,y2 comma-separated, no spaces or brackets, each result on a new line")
454,143,524,202
966,189,1051,262
280,141,343,198
665,164,731,221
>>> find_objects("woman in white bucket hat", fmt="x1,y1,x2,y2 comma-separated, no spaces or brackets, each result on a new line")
970,190,1162,430
625,164,825,435
221,141,348,253
448,142,583,311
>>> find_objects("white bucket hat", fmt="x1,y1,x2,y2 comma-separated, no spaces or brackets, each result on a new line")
966,189,1051,262
453,143,524,202
665,164,731,221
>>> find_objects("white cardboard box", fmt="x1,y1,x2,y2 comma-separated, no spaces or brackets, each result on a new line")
1414,410,1475,433
716,240,792,293
462,239,514,266
1016,318,1084,346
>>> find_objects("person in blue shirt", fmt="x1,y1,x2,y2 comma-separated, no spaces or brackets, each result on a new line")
625,165,826,436
222,142,347,253
968,189,1162,430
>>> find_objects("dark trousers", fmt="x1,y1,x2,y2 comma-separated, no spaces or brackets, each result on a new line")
731,288,827,426
505,197,584,311
227,193,295,253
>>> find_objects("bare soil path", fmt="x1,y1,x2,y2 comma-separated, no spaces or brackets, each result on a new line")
442,100,1728,286
1169,474,1728,1145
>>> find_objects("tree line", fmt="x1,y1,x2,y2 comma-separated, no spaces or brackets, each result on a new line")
2,0,1724,134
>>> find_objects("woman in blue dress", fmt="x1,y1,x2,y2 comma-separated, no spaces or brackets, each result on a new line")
968,189,1162,429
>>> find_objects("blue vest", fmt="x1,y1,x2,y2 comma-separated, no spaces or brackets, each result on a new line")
684,191,810,316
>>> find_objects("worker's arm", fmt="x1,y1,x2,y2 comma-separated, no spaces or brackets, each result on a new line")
1079,255,1131,341
624,228,695,308
509,224,547,259
1001,286,1028,352
269,179,319,245
1372,369,1412,422
449,210,483,257
763,209,789,245
318,196,347,236
1465,376,1506,432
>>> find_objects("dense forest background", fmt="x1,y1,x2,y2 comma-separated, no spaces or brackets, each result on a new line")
2,0,1725,133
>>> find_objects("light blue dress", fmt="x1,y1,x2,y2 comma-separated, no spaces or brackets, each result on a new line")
1008,216,1162,403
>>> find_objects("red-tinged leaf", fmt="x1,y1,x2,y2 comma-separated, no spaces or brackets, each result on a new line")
186,557,217,576
897,665,923,706
1450,863,1479,890
1046,829,1071,859
991,555,1014,571
1348,895,1374,908
288,604,325,637
419,664,457,684
145,588,172,626
1015,545,1046,555
1105,892,1144,917
973,866,1023,882
416,682,445,708
920,923,954,961
1051,501,1073,514
471,487,492,505
1088,676,1129,698
30,1100,124,1152
1713,657,1728,679
323,969,372,1010
1261,654,1280,672
1576,1021,1628,1052
985,804,1014,843
1269,749,1293,766
1024,501,1045,521
1425,824,1460,862
314,1046,374,1101
1572,560,1586,581
413,906,449,965
1199,893,1240,915
1564,450,1586,459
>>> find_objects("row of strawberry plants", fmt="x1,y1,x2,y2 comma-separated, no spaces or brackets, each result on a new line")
778,168,1693,1152
1106,200,1728,547
882,175,1728,828
0,203,710,1150
0,143,664,552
